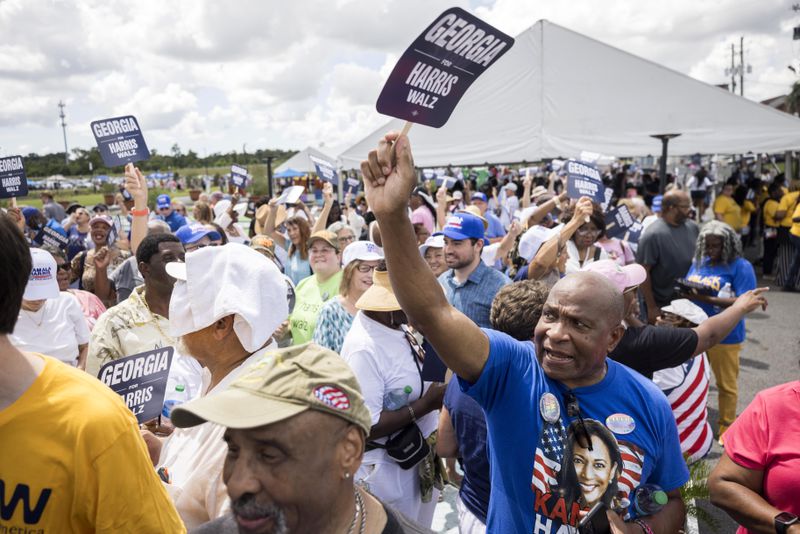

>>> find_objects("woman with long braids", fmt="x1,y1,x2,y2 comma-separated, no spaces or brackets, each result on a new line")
682,221,757,444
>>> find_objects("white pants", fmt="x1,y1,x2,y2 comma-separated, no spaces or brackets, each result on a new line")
356,462,439,527
457,495,487,534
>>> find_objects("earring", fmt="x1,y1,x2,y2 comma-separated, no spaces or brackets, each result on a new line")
344,472,351,479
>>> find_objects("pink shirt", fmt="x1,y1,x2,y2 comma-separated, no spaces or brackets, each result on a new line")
411,205,435,234
724,381,800,533
597,237,635,267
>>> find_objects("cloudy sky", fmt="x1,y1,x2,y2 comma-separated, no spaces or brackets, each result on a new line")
1,0,796,159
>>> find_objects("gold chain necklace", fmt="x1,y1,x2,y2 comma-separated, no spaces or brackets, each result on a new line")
140,289,174,343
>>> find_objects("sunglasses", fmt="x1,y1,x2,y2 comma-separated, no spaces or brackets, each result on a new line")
564,391,593,451
401,325,426,364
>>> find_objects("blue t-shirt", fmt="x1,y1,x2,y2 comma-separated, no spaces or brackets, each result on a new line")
159,211,187,232
685,257,756,344
285,248,312,286
459,329,688,533
485,212,506,239
443,380,490,524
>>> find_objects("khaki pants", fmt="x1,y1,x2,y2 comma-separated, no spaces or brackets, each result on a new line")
707,343,741,437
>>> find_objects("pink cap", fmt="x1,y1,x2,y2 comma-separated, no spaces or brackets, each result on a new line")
89,214,113,227
582,259,647,293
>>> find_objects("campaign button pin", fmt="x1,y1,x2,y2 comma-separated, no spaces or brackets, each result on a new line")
539,392,560,423
606,413,636,435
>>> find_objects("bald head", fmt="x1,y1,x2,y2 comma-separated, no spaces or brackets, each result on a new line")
662,190,689,211
550,272,624,327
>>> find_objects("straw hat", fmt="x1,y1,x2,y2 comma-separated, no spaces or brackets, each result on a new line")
254,204,287,235
458,206,489,231
356,270,400,312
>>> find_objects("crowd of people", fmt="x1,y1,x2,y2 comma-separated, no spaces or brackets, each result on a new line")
1,138,797,534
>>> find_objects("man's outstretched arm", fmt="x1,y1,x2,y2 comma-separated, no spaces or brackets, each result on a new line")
361,132,489,383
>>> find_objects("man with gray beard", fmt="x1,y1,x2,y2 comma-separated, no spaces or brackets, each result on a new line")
175,344,431,534
140,243,289,529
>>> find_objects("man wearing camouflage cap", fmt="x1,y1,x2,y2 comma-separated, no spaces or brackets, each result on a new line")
176,343,430,534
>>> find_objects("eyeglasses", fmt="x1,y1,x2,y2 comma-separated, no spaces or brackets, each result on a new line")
564,391,593,451
339,235,356,244
357,263,377,274
158,207,171,212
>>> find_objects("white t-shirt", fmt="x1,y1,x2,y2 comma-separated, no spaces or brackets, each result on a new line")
11,293,90,365
340,312,438,466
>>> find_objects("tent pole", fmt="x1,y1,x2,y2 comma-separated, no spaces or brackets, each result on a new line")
650,134,681,194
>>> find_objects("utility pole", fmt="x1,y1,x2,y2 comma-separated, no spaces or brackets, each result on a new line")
58,100,68,165
730,44,736,94
739,36,744,96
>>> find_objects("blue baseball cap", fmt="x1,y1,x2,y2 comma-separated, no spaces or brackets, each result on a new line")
156,194,171,209
471,192,488,203
442,213,488,245
651,195,663,213
175,223,221,245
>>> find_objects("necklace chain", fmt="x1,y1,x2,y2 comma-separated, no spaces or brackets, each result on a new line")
346,487,367,534
140,289,174,343
23,306,47,327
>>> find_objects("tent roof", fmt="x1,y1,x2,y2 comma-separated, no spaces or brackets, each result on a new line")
275,146,335,173
273,168,306,178
339,20,800,168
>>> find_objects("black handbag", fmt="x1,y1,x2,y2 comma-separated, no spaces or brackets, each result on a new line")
366,327,430,470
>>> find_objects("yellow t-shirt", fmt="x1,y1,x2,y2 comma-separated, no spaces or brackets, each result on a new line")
0,355,185,533
739,199,756,228
778,191,800,227
791,204,800,238
763,199,780,228
714,195,741,230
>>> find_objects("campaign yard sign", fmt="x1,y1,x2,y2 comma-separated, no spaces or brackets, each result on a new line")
565,160,605,204
0,155,28,199
33,226,69,250
344,176,361,196
90,115,151,167
376,7,514,128
231,164,248,189
309,155,339,185
97,347,174,424
605,204,644,243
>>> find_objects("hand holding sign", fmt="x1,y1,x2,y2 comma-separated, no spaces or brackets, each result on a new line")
0,155,28,200
98,347,174,424
124,163,148,205
362,132,417,219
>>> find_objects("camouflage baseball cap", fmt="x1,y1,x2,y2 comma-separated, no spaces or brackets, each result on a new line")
170,343,371,434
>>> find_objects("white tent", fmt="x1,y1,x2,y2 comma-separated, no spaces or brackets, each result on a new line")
339,20,800,168
275,146,336,174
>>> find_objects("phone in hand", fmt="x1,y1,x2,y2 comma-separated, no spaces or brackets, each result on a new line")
577,502,610,534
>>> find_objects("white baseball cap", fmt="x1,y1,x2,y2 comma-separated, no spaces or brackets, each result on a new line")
452,191,463,200
24,248,60,300
661,299,709,325
342,240,384,267
419,233,445,257
518,224,562,262
166,243,289,353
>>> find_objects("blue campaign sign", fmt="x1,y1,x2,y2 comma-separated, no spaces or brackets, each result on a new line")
97,346,174,424
344,176,361,195
33,225,69,250
90,115,151,168
605,204,644,243
231,164,248,189
376,7,514,128
565,160,605,204
309,155,339,185
0,155,28,199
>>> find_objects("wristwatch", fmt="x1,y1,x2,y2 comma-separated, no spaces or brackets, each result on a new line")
775,512,799,533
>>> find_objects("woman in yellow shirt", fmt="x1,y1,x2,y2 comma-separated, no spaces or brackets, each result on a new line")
784,202,800,291
761,183,783,278
714,183,742,232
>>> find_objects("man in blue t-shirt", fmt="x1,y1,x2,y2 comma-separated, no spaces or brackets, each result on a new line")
360,132,688,534
470,192,506,242
156,194,187,232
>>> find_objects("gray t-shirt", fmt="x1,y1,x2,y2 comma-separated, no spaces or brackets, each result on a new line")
635,218,699,306
44,200,66,222
109,255,143,303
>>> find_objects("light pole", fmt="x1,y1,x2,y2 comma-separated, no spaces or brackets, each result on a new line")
650,134,682,194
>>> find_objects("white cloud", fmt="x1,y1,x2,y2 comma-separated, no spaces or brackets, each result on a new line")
0,0,796,158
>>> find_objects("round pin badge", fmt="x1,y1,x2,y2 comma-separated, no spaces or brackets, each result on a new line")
606,413,636,435
539,392,560,423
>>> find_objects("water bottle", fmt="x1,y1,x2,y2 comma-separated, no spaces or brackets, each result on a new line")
384,386,413,411
162,384,189,419
632,484,668,516
714,282,734,313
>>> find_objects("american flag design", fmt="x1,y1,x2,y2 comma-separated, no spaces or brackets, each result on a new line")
652,354,713,463
313,385,351,411
615,440,644,498
532,420,566,494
